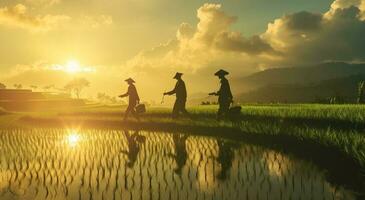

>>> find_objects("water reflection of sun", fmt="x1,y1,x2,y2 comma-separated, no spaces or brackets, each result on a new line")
67,130,81,148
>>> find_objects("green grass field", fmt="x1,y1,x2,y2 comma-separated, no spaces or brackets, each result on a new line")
1,104,365,196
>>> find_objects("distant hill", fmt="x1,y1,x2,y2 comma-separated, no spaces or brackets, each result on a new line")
235,62,365,92
190,62,365,104
237,74,365,103
0,89,85,111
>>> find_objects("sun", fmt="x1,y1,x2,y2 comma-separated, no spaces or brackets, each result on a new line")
66,60,81,74
50,60,95,74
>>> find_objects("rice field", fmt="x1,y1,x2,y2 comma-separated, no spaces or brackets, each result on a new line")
0,128,355,200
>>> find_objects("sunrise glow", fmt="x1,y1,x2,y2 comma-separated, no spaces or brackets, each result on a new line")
0,0,363,198
50,60,96,74
66,60,81,74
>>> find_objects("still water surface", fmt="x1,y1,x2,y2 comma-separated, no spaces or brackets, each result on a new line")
0,129,355,200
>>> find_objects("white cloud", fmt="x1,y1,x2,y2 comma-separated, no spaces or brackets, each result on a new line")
0,3,113,32
25,0,61,7
262,2,365,65
125,1,365,74
79,15,113,29
0,4,70,32
125,3,274,75
325,0,365,20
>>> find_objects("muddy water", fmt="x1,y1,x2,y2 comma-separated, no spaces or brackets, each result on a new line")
0,129,355,200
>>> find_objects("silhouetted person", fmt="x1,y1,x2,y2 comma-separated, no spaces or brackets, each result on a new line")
122,130,146,168
216,139,237,181
119,78,140,120
164,72,188,118
209,69,233,120
172,134,189,175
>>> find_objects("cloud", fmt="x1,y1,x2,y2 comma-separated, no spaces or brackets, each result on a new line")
330,0,361,10
129,1,365,71
176,23,194,40
262,11,323,51
79,15,113,29
125,3,274,74
0,4,70,32
325,0,365,19
25,0,61,7
215,33,275,54
194,4,237,46
262,1,365,65
0,3,112,31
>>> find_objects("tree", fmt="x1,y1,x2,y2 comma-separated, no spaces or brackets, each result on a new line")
0,83,6,89
97,92,120,104
30,85,38,91
64,78,90,99
13,84,22,89
43,84,55,92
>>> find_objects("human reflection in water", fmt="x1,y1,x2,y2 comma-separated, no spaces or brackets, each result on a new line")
216,139,239,181
121,130,146,168
172,133,189,175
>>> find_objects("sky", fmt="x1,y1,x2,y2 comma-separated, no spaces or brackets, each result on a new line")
0,0,364,101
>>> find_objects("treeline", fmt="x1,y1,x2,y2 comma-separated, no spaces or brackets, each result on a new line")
0,78,90,100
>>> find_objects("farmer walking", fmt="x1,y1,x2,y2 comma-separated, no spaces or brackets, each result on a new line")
164,72,189,118
209,69,233,120
119,78,140,120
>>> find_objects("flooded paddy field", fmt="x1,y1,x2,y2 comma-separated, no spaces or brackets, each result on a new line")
0,129,355,200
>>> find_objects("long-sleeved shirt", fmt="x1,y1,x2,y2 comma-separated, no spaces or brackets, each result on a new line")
120,84,140,104
166,79,187,100
217,78,233,103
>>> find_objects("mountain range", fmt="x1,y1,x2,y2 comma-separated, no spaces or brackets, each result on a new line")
190,62,365,104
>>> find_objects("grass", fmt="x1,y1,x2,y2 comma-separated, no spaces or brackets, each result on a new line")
0,104,365,197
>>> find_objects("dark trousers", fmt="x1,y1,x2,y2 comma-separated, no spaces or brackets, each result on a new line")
124,102,138,120
218,101,230,120
172,98,188,118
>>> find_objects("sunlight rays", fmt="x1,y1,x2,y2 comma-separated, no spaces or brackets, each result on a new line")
50,60,96,74
66,60,81,74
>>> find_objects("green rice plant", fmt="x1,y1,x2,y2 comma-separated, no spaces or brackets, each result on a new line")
2,104,365,197
0,129,355,199
358,81,365,104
